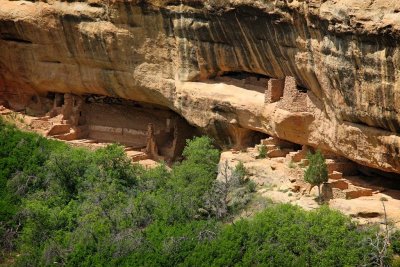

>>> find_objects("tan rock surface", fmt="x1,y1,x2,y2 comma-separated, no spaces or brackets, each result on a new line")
220,148,400,227
1,0,400,174
330,196,400,228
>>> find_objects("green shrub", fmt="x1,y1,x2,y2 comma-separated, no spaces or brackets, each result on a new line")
0,120,385,266
181,136,220,169
184,204,375,266
246,180,257,193
0,120,68,258
7,133,212,265
288,160,296,168
392,256,400,267
304,150,328,203
232,161,247,185
257,144,267,159
392,230,400,255
229,187,251,213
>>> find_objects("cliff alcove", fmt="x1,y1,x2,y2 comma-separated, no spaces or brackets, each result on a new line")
3,1,400,265
2,0,400,174
4,91,273,164
4,92,202,163
214,71,269,94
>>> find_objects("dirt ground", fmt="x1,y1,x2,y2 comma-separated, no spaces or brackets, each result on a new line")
221,147,400,229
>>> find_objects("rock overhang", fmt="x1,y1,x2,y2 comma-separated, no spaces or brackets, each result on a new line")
1,0,400,174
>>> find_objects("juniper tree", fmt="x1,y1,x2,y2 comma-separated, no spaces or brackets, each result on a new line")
304,150,328,203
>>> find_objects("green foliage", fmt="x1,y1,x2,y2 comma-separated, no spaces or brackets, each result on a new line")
181,136,220,169
203,160,256,219
304,150,328,187
246,180,257,193
183,204,374,266
393,256,400,267
304,150,328,201
232,161,247,185
288,160,296,169
257,144,267,159
163,136,220,222
0,125,223,265
12,144,139,266
0,120,387,266
0,119,68,258
393,230,400,255
229,187,252,213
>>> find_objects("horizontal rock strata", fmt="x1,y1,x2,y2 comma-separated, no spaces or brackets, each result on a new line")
1,0,400,174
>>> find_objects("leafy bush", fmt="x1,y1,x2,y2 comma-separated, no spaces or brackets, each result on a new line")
391,230,400,256
203,159,257,219
288,160,296,168
0,119,68,259
304,150,328,202
257,144,267,159
0,120,388,266
183,204,375,266
393,256,400,267
0,126,223,265
246,180,257,193
232,161,247,185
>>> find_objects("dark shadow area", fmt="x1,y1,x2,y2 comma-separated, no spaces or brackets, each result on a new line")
208,119,269,151
332,160,400,200
0,33,32,44
296,85,308,93
78,95,199,162
211,71,269,94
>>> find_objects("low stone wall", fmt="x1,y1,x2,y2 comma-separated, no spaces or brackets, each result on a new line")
87,125,148,147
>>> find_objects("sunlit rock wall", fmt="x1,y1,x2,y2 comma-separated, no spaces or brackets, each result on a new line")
1,0,400,174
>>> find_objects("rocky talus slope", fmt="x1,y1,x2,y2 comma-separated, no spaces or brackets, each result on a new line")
1,0,400,174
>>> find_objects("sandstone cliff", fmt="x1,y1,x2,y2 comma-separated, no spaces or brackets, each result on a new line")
1,0,400,174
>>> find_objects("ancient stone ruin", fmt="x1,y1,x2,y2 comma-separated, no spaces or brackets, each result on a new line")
245,136,400,202
21,93,198,164
264,76,310,112
1,0,400,216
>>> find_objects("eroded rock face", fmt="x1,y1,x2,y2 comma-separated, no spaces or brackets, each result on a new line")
1,0,400,174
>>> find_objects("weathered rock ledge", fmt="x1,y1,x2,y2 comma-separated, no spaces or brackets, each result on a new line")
1,0,400,174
